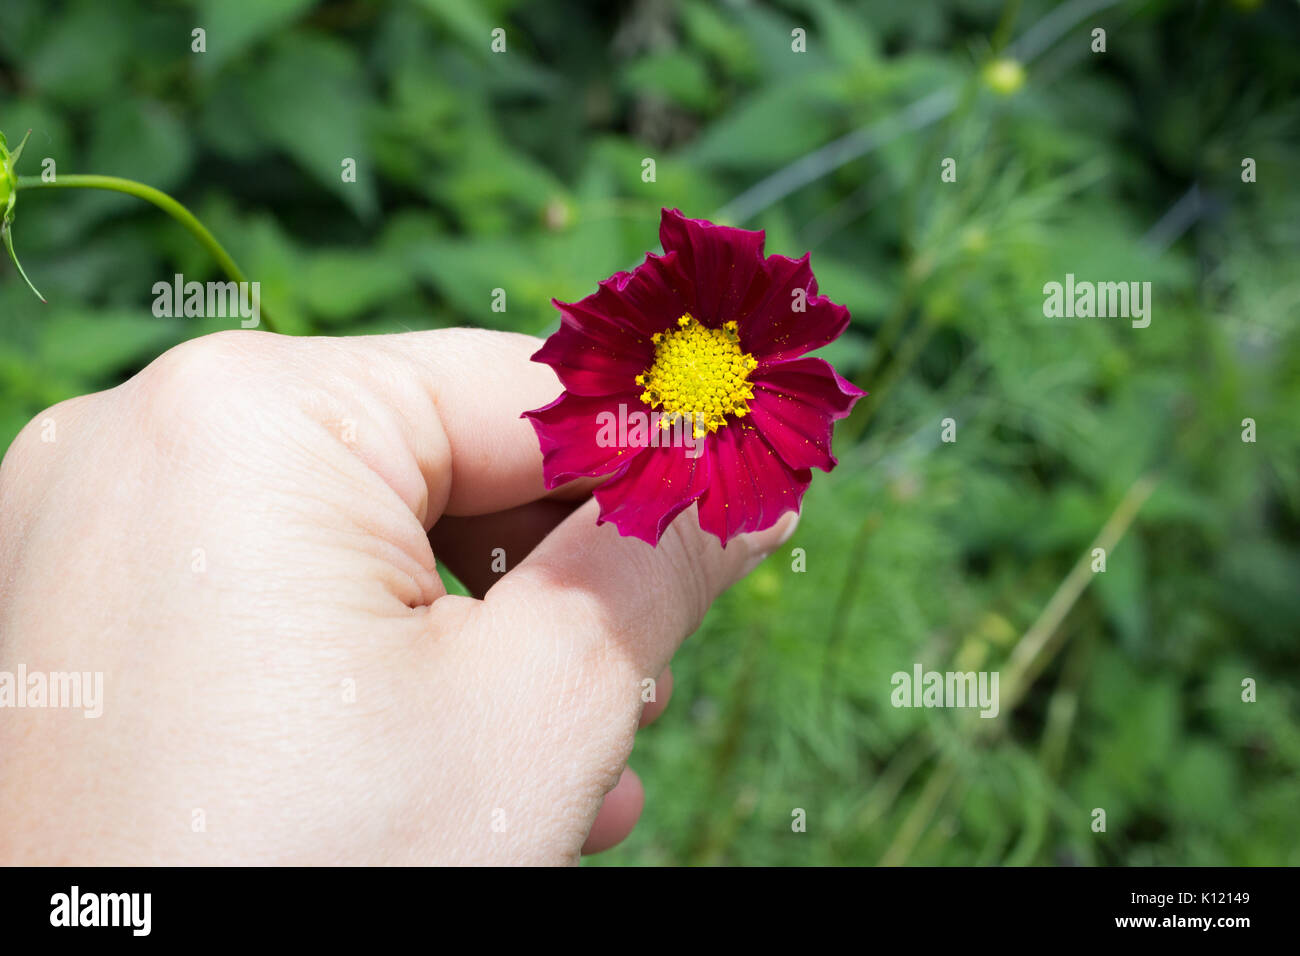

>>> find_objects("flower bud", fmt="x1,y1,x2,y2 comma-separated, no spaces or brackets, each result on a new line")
0,128,45,302
983,58,1026,96
0,130,19,222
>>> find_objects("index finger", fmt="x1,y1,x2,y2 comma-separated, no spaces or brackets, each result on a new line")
357,328,582,520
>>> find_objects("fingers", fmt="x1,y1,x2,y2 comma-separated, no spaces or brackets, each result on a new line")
582,666,670,855
490,501,799,679
134,328,597,532
429,499,579,597
357,329,575,520
580,768,645,855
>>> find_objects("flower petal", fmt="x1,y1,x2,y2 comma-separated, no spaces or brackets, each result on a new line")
697,421,811,546
594,445,712,545
738,253,851,363
557,249,692,341
659,208,765,328
523,390,649,487
531,313,650,396
747,357,865,472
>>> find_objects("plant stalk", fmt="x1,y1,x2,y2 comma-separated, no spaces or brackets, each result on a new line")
16,174,277,332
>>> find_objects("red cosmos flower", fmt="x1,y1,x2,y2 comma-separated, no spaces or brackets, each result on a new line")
523,208,864,546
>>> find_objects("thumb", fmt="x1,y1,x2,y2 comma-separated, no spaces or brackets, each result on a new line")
486,500,799,679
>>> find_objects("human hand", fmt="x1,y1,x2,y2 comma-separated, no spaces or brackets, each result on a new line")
0,329,796,865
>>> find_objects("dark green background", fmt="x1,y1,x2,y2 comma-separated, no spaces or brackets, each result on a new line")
2,0,1297,865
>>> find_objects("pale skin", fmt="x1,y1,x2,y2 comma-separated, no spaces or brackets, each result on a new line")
0,329,796,865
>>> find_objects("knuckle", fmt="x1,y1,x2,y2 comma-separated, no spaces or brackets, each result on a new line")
139,330,261,395
435,326,545,367
491,562,637,672
2,401,62,482
0,394,96,519
131,331,275,434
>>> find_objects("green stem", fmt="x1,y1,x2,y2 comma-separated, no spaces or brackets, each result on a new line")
16,174,278,332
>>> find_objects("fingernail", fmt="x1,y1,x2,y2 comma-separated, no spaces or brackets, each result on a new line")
772,509,800,547
741,510,800,575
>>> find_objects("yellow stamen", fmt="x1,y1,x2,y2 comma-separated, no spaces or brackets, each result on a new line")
637,314,757,435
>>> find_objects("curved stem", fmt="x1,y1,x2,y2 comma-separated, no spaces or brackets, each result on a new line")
16,174,278,332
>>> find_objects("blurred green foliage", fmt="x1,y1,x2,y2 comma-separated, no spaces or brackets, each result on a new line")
1,0,1297,865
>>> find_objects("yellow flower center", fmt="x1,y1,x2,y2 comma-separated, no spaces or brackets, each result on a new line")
635,315,758,438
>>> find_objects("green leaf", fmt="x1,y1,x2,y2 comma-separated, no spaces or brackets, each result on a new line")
300,252,413,323
622,52,716,112
37,310,179,378
23,1,132,106
687,75,843,169
197,0,317,70
239,35,378,220
2,224,45,302
86,100,194,193
412,0,500,54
